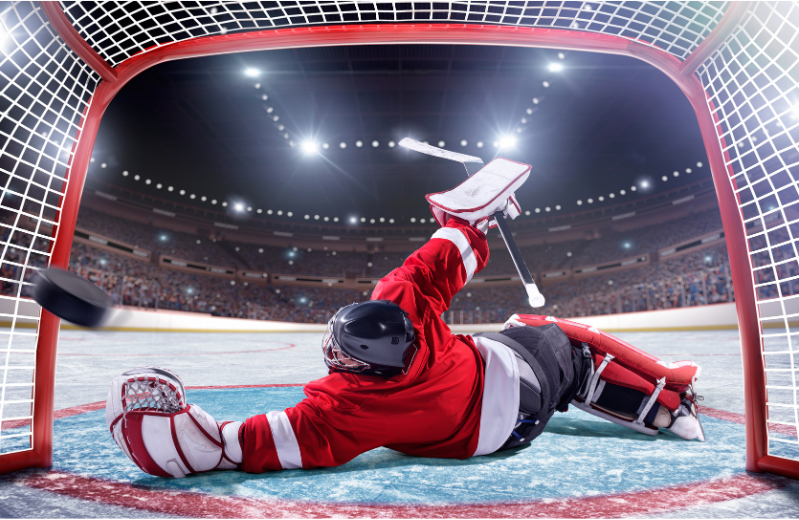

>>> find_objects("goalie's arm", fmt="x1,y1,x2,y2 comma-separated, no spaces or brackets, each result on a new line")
372,217,489,320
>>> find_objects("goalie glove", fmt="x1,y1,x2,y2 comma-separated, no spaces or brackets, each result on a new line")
106,367,243,478
426,158,531,234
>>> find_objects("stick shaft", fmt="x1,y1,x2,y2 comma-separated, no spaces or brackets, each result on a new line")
492,211,535,286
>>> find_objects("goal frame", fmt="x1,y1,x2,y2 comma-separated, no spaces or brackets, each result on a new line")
6,1,787,478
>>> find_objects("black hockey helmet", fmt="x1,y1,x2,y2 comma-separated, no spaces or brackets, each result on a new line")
322,300,416,376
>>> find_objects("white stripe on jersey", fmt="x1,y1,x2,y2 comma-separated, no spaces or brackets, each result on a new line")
431,227,477,283
471,336,520,456
266,411,303,469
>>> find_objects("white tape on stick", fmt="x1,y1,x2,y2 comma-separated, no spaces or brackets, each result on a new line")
526,283,546,308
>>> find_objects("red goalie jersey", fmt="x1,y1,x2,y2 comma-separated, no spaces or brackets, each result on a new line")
242,218,510,472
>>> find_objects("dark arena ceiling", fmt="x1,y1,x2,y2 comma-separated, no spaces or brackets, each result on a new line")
88,43,711,227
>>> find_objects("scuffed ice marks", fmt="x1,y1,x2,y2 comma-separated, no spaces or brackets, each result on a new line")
49,386,748,505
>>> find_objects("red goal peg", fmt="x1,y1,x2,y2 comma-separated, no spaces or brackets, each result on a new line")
33,268,113,328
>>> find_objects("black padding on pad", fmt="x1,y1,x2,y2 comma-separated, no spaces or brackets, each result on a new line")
33,268,112,328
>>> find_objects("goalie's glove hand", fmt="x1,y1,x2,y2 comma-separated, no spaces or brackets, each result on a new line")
106,367,243,478
426,158,530,234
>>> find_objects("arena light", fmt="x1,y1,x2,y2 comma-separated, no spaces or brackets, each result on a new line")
234,202,245,212
244,67,260,77
301,141,317,154
349,216,357,224
548,63,564,72
498,135,517,149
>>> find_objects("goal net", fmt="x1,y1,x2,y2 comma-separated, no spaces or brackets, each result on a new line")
0,1,795,478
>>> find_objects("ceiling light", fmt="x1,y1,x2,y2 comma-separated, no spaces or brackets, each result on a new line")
277,210,283,215
542,81,550,88
333,217,339,222
673,171,680,177
370,219,375,223
254,83,260,89
234,202,245,212
266,107,273,113
168,186,173,191
388,141,395,148
372,140,379,147
200,195,206,201
267,209,272,214
304,214,310,219
356,140,363,147
640,181,649,188
257,208,262,213
261,94,268,100
420,218,426,223
548,63,563,72
189,194,196,199
598,196,604,201
247,206,252,211
379,217,385,222
244,67,259,77
686,168,693,173
577,200,583,205
535,208,541,213
212,199,217,204
322,143,329,149
389,218,394,223
340,142,347,148
314,215,320,220
555,205,561,210
697,162,703,167
350,217,357,224
477,141,484,148
134,175,140,181
101,163,107,168
498,135,517,149
287,211,293,216
145,179,151,184
533,97,540,104
631,186,637,191
661,175,668,181
558,52,565,59
620,190,626,195
122,171,128,176
410,217,416,223
545,207,551,212
324,216,329,221
156,183,162,189
301,141,317,154
460,140,467,146
609,193,614,198
525,210,530,215
438,141,445,147
587,198,593,204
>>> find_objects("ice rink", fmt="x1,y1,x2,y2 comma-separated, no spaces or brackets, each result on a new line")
1,328,797,518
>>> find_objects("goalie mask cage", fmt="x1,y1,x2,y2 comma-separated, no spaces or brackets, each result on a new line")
0,0,796,478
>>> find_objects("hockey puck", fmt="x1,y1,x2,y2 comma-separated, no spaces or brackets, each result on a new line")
33,268,112,328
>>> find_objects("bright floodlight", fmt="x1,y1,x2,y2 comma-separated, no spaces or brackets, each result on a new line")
641,180,649,188
244,67,260,77
498,135,517,149
548,63,564,72
301,141,318,154
234,202,245,212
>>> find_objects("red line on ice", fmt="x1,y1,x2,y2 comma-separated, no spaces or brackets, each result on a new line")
18,470,786,518
58,342,296,356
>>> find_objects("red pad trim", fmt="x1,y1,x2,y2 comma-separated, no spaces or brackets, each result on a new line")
119,413,172,478
242,414,282,473
513,315,698,393
595,355,681,412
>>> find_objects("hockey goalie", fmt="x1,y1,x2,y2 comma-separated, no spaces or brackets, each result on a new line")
106,158,706,478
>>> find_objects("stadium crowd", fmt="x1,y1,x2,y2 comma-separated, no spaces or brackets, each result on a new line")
0,205,758,324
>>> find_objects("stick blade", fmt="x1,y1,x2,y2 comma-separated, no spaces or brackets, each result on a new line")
399,138,484,166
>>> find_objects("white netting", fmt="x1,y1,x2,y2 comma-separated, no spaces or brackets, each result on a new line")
122,376,185,414
0,1,100,455
59,1,728,67
698,1,799,462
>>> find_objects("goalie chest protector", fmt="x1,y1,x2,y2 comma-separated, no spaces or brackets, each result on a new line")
504,315,700,411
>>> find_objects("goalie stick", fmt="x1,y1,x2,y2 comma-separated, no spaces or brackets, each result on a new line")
399,138,545,308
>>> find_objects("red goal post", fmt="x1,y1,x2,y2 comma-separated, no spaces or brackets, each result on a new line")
0,1,795,478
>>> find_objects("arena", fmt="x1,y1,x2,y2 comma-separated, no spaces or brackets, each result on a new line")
0,1,798,518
